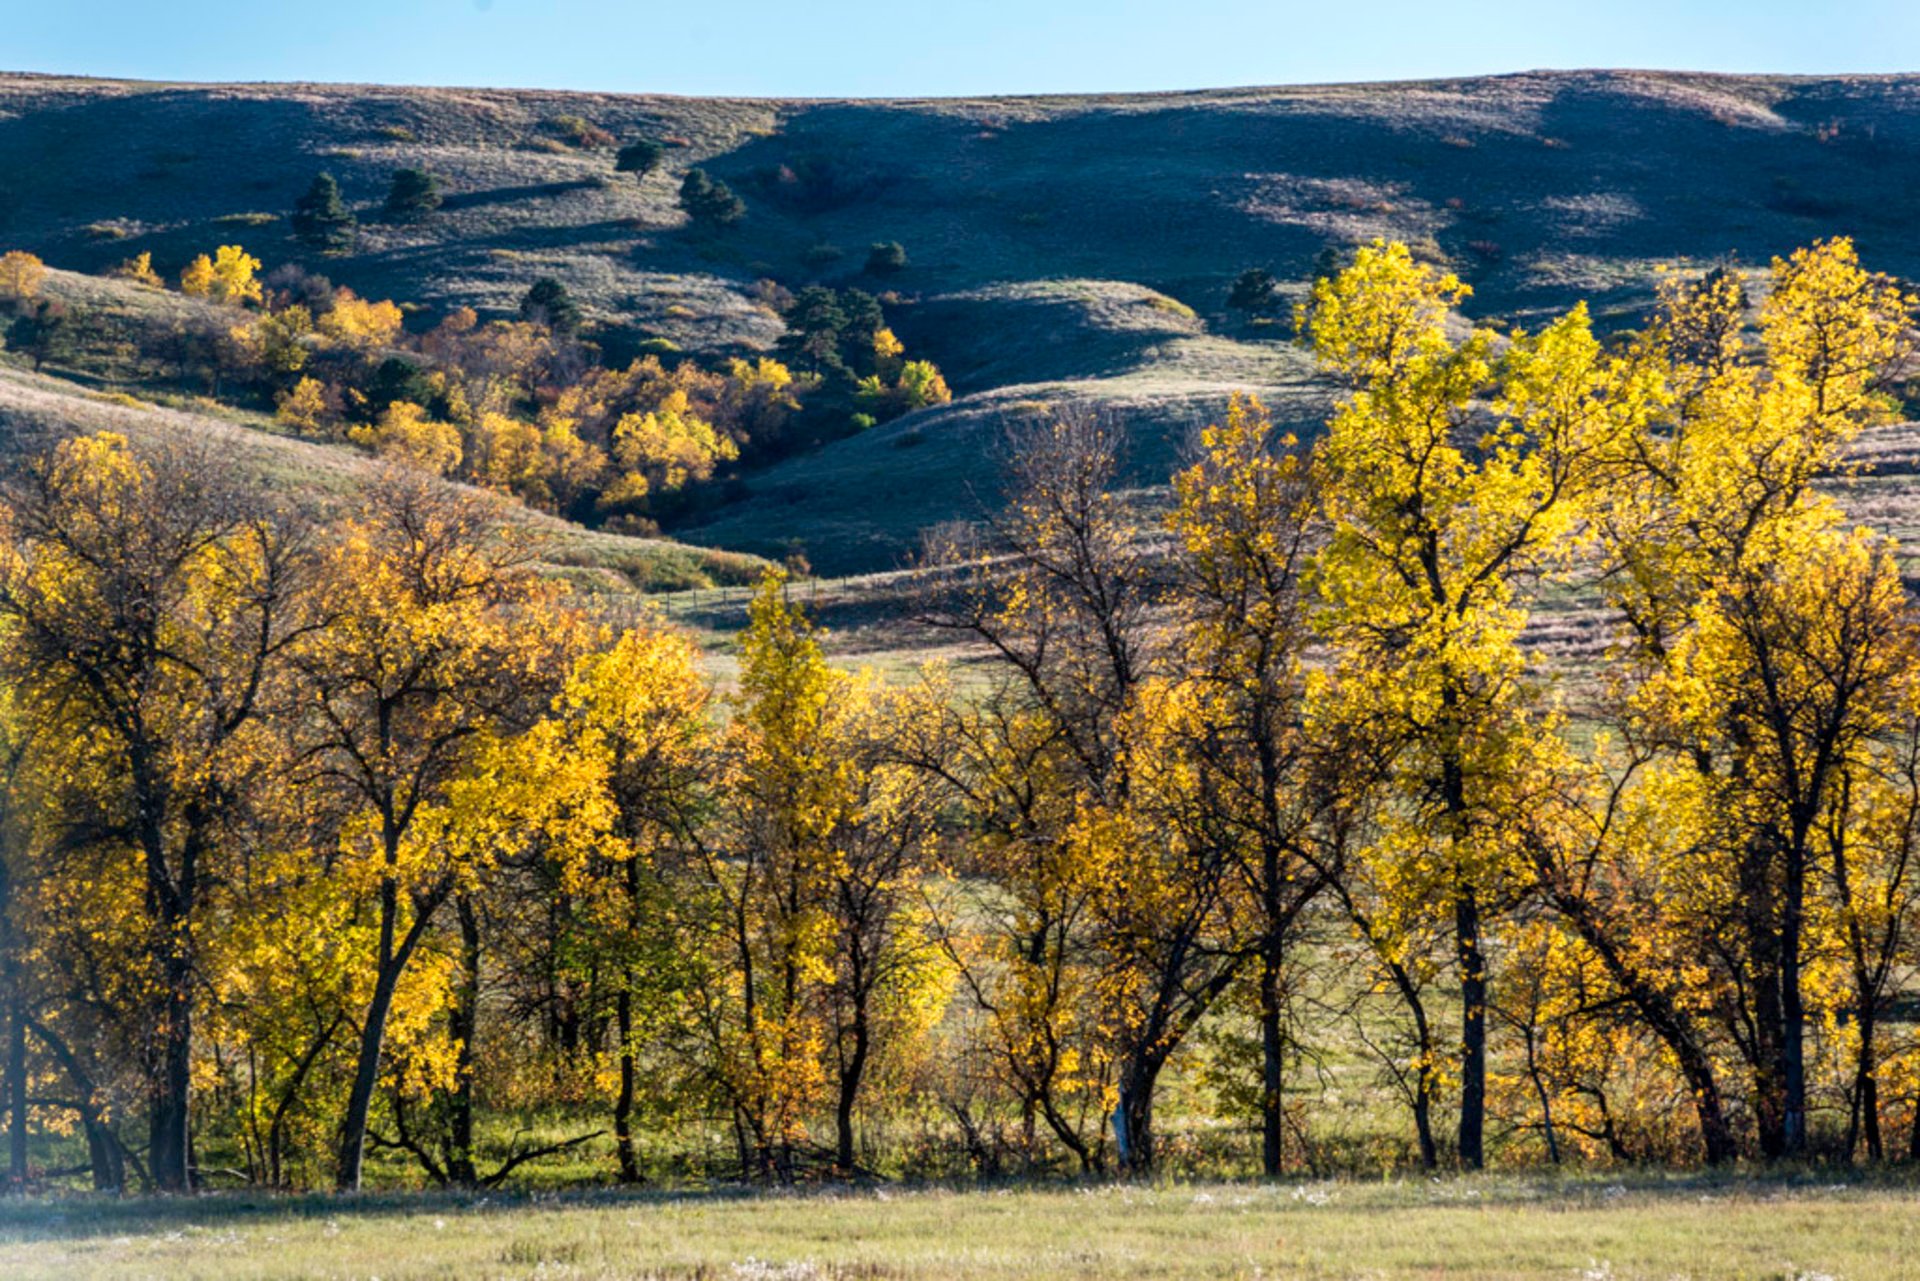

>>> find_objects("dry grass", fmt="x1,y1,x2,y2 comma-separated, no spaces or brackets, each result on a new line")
0,1173,1915,1279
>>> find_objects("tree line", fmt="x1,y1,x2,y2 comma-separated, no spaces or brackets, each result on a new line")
2,237,1919,1195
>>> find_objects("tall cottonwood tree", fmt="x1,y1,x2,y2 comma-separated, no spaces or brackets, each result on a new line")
1301,241,1656,1167
552,624,714,1182
1164,393,1331,1175
926,411,1242,1174
1594,240,1917,1158
0,433,316,1191
297,470,575,1190
0,660,40,1195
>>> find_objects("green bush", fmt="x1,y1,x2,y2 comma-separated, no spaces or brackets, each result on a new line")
864,241,909,276
1227,267,1279,315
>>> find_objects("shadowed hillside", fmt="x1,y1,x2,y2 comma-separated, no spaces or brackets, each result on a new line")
5,69,1920,569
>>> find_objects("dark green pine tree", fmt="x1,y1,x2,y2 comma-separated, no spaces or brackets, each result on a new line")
520,277,583,337
615,138,665,176
291,172,358,252
384,168,444,222
678,168,745,228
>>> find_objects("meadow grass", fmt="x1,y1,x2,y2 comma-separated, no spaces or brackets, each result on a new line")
0,1171,1914,1279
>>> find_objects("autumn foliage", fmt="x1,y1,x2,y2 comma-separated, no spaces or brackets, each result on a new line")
5,238,1920,1194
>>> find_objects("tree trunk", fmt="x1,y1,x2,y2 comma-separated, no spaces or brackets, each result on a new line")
445,894,481,1187
1454,884,1486,1170
1780,840,1808,1157
835,998,871,1176
614,987,640,1183
1743,831,1789,1160
1113,1056,1163,1176
1411,1060,1439,1171
1853,1054,1882,1162
337,962,400,1191
338,855,442,1190
1,842,24,1195
84,1112,125,1193
4,986,24,1192
1258,926,1285,1177
149,946,194,1192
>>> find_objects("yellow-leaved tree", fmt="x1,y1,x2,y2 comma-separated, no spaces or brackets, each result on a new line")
293,471,580,1190
179,244,263,305
1590,240,1919,1160
1164,391,1329,1175
0,432,317,1191
551,624,715,1182
1301,239,1657,1168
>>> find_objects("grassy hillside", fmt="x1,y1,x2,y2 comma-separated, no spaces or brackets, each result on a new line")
0,337,771,595
5,69,1920,570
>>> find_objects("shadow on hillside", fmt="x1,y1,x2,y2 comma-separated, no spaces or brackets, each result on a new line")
695,75,1920,322
440,178,603,212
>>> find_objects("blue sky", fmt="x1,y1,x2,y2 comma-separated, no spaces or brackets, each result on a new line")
10,1,1920,97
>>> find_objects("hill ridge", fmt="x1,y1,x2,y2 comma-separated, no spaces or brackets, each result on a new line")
6,66,1920,569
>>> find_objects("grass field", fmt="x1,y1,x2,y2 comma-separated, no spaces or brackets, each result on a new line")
1,1173,1915,1279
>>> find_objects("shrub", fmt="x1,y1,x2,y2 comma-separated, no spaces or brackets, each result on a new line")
275,376,335,435
897,359,951,409
318,290,404,348
750,278,795,314
520,277,582,336
1310,245,1350,282
384,168,443,221
0,251,46,303
352,400,461,475
544,115,614,149
615,138,665,175
678,168,745,228
1227,268,1279,315
803,242,844,266
864,241,909,277
291,172,357,253
6,299,71,369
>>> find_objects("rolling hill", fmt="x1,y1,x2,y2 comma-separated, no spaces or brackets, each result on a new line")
4,68,1920,571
